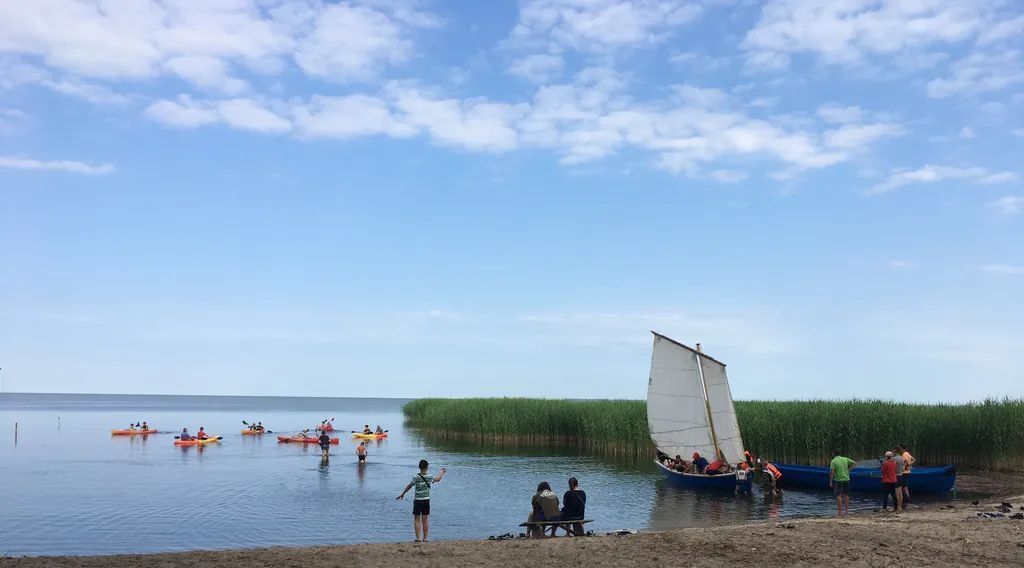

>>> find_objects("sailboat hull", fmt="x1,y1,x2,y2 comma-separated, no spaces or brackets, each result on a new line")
655,461,739,490
773,463,957,494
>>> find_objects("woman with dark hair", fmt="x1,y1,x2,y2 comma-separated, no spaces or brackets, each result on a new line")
527,481,561,537
561,477,587,536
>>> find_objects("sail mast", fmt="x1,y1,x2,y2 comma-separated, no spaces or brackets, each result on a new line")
694,343,723,461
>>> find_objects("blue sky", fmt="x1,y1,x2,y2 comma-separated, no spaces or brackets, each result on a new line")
1,0,1022,401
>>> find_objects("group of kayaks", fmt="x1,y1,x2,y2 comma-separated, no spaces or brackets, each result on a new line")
110,421,388,447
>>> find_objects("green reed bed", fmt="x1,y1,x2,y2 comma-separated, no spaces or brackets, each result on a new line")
403,397,1024,470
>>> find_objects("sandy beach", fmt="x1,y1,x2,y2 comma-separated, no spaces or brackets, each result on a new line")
5,481,1022,568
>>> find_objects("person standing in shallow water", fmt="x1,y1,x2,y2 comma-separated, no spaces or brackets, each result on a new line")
356,441,367,463
396,459,446,543
829,449,856,516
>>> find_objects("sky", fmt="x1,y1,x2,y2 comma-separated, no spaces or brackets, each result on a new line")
0,0,1022,402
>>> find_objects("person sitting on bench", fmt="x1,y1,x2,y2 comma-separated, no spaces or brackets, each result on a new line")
527,481,561,537
560,477,587,536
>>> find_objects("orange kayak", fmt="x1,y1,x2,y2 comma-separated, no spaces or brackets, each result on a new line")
278,435,339,444
174,437,219,446
111,429,158,435
241,429,266,435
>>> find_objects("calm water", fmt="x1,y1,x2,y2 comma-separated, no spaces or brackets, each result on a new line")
0,393,944,557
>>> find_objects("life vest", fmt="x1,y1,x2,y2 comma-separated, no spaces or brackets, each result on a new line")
764,462,782,479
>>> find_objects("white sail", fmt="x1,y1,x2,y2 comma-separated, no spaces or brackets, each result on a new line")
646,334,717,460
700,357,745,463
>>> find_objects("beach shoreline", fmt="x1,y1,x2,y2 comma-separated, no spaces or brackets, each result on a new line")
5,488,1022,568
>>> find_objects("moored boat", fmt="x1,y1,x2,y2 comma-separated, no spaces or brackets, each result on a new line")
647,332,745,490
774,463,956,494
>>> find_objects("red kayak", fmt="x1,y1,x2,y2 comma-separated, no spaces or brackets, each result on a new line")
278,435,339,444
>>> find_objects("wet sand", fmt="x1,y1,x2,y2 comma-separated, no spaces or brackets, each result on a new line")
5,473,1022,568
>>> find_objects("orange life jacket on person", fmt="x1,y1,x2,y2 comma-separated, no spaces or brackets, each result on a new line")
764,462,782,479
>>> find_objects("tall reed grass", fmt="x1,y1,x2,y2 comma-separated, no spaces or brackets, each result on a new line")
403,397,1024,470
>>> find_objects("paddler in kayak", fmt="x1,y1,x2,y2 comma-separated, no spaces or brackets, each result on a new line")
362,424,372,435
375,425,384,435
141,421,149,431
256,422,264,432
196,427,209,440
179,428,193,441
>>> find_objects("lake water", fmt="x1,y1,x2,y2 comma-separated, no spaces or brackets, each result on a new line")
0,393,946,557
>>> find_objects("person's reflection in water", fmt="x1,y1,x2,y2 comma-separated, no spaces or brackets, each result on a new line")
764,493,783,519
357,460,366,484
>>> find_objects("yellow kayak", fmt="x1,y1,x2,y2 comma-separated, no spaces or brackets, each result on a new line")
352,432,388,439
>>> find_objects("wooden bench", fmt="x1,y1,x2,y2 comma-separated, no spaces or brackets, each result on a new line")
519,519,593,537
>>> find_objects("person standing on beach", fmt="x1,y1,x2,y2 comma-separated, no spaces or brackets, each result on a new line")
897,444,914,504
829,450,856,516
891,448,905,512
880,451,899,512
396,459,446,543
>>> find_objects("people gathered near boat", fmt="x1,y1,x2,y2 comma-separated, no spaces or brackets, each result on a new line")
880,451,901,513
735,463,752,495
691,452,709,473
829,450,856,516
897,444,915,503
759,458,783,495
705,459,732,475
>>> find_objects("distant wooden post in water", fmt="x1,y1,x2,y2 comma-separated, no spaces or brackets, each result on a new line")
14,421,17,445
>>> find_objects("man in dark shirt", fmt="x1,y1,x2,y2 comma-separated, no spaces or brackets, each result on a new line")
560,477,587,536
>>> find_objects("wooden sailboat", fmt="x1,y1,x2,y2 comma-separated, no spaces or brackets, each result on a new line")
647,331,744,489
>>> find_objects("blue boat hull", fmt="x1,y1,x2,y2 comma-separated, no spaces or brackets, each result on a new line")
774,463,957,494
656,461,739,490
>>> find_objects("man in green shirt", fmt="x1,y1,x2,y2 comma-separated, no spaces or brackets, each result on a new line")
829,449,856,516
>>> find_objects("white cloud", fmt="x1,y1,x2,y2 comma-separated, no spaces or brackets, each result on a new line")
144,96,290,133
823,122,903,151
870,164,1018,194
958,126,976,139
387,84,529,152
927,50,1024,98
511,0,703,53
507,53,565,83
887,260,914,269
0,155,114,174
294,2,412,81
144,97,219,129
0,107,29,134
0,0,437,96
744,0,989,70
293,94,417,139
987,196,1023,215
980,264,1024,275
217,99,291,133
164,56,248,95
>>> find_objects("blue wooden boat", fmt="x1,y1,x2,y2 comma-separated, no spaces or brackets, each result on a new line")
655,461,739,490
774,463,957,494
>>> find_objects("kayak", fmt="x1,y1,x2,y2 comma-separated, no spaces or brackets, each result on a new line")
174,437,220,446
352,432,388,439
111,429,157,436
315,426,335,432
773,463,957,494
241,429,267,435
278,435,339,444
